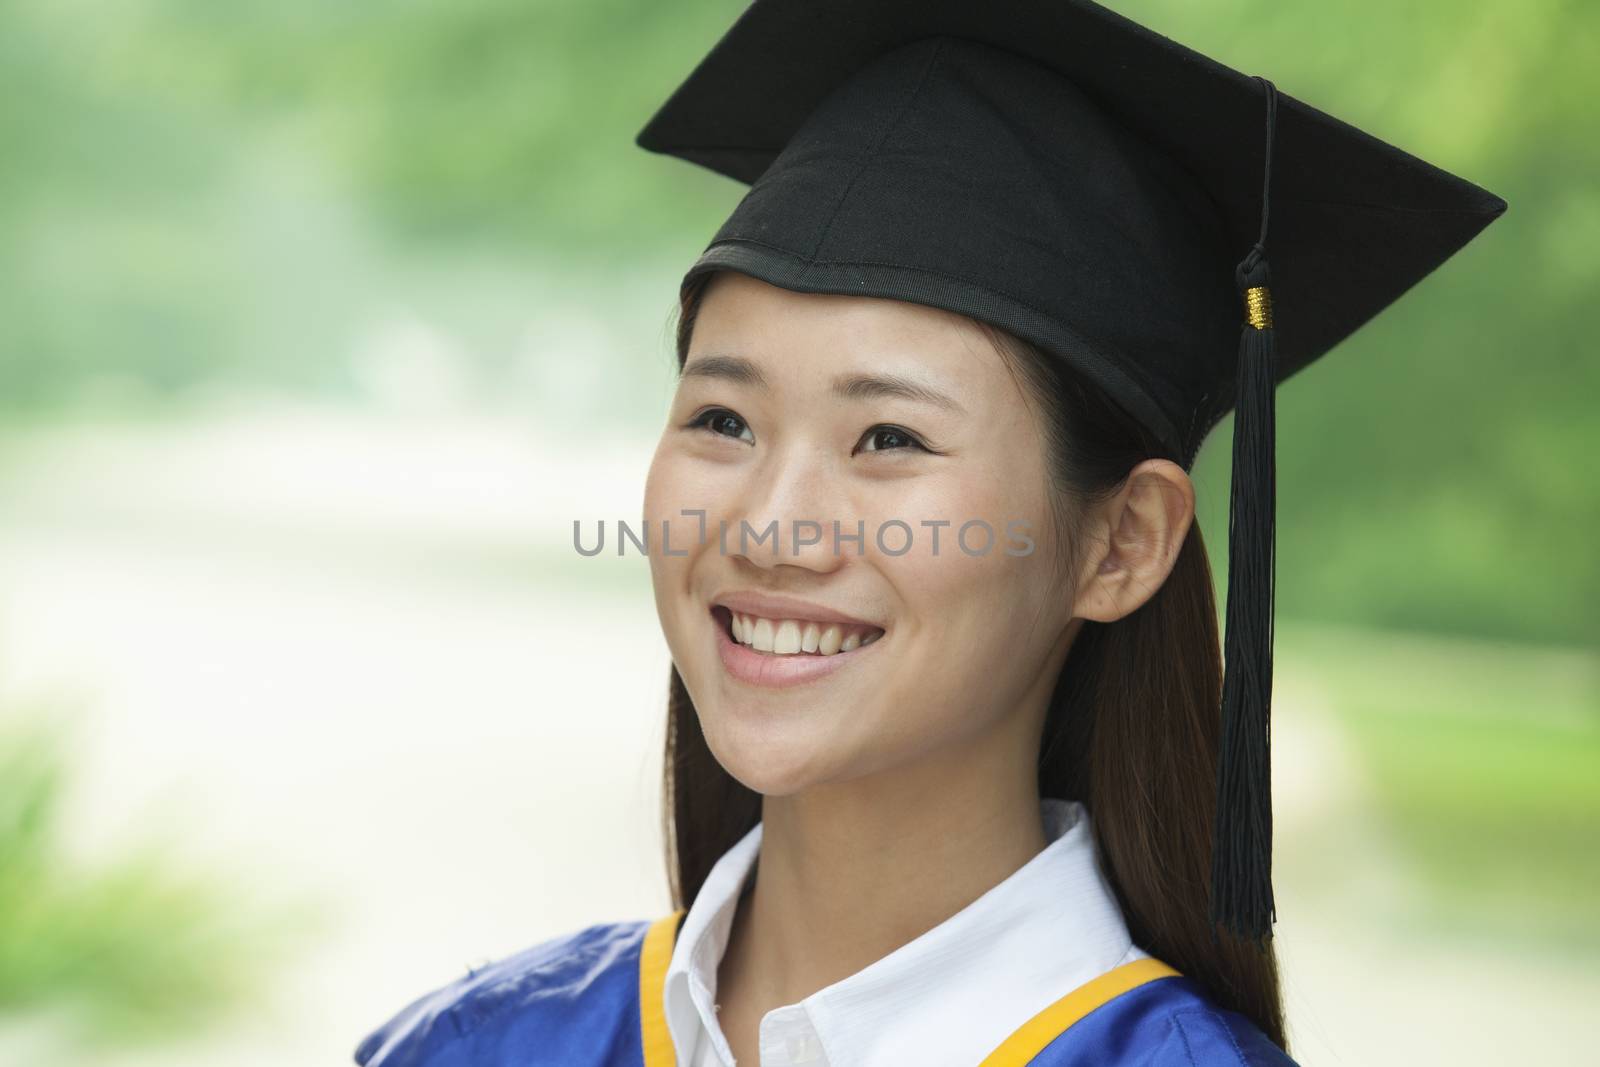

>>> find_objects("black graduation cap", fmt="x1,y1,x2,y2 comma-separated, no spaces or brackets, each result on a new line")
635,0,1506,946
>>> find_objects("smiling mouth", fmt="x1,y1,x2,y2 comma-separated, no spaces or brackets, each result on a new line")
711,606,884,656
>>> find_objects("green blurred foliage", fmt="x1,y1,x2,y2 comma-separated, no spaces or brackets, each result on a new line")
0,713,295,1046
1,0,1595,648
1282,623,1600,955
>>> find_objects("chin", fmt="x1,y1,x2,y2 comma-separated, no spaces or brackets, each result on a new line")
697,709,841,798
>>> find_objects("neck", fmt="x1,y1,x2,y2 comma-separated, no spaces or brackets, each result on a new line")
717,724,1050,1014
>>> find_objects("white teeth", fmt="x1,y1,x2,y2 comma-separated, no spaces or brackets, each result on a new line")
751,617,775,652
818,625,842,655
774,620,801,654
723,609,883,656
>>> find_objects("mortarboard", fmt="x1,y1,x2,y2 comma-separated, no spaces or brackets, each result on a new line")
634,0,1507,946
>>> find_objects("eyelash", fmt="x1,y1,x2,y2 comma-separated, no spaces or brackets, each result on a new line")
685,407,934,455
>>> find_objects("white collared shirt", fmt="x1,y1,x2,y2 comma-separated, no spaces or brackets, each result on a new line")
661,797,1149,1067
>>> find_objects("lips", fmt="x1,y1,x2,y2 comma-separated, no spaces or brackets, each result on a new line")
712,591,882,631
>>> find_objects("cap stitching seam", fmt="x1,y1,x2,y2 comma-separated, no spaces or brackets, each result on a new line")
804,37,949,260
1183,391,1214,469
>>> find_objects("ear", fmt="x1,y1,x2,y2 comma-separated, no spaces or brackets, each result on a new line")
1071,459,1196,623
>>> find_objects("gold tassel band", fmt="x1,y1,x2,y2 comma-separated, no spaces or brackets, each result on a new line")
1244,286,1273,330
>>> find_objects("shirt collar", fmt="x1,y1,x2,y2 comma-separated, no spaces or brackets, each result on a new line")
661,797,1146,1066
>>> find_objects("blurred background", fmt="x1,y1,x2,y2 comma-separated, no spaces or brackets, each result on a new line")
0,0,1594,1063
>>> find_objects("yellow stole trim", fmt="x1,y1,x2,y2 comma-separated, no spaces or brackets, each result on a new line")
636,910,1177,1067
977,956,1182,1066
639,909,687,1067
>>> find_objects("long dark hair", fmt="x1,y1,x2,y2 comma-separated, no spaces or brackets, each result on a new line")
659,271,1287,1050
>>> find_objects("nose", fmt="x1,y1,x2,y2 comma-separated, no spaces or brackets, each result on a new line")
724,441,850,575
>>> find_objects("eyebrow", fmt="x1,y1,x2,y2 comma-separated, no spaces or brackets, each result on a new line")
682,354,965,414
680,354,770,389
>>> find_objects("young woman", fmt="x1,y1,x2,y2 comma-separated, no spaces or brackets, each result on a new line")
641,267,1284,1065
353,2,1503,1065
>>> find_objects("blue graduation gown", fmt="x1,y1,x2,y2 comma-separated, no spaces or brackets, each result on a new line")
354,912,1299,1066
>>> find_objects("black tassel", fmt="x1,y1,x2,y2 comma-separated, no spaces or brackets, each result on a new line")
1210,77,1279,948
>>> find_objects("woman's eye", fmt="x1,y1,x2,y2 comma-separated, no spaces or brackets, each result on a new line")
857,425,929,454
688,408,755,443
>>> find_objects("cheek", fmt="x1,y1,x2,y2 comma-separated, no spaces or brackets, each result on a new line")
871,475,1063,712
869,547,1061,770
892,538,1046,651
643,449,699,633
643,446,717,550
644,442,746,533
642,444,682,525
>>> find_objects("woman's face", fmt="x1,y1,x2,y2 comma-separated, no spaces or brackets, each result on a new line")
644,270,1082,796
